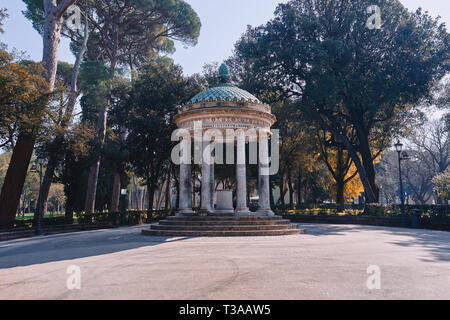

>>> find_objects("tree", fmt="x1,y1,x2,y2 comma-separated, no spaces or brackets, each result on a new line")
0,8,7,34
270,99,322,208
48,183,66,213
318,132,363,205
104,77,133,212
376,151,400,204
232,0,450,203
34,12,89,219
0,0,77,224
127,58,203,211
433,78,450,130
0,53,45,151
402,152,434,204
410,118,450,203
70,0,201,213
60,121,97,218
0,152,11,189
0,52,50,225
433,169,450,201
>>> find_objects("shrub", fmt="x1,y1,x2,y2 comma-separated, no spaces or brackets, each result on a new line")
364,204,449,219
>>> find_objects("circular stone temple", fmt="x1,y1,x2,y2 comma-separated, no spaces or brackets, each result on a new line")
174,63,276,217
142,64,302,236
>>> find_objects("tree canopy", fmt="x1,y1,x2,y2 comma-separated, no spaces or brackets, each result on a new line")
231,0,450,203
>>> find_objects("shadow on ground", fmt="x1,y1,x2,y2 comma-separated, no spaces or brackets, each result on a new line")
297,223,450,263
0,223,448,269
0,225,189,269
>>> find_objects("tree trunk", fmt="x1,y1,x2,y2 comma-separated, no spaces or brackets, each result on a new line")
0,0,76,225
164,170,171,210
21,193,26,217
110,173,121,212
110,126,128,212
0,135,35,224
313,109,377,204
35,155,58,218
278,178,285,206
147,185,155,213
175,176,180,210
84,158,101,213
142,186,147,210
84,58,118,213
297,168,302,206
356,126,379,203
288,173,294,210
336,146,345,208
35,13,89,218
132,176,139,210
270,184,275,208
336,179,345,206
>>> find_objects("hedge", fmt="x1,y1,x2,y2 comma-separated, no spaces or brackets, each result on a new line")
76,210,174,225
363,204,449,219
1,210,175,230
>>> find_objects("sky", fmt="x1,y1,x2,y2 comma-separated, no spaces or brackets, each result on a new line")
0,0,449,75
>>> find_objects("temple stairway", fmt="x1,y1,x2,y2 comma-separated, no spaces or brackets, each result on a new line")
141,215,305,237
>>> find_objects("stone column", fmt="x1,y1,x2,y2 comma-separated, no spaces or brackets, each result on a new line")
236,131,251,215
177,137,194,216
200,135,212,214
257,130,274,216
210,154,215,211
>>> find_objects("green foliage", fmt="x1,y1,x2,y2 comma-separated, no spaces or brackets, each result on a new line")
127,58,201,186
231,0,450,203
60,121,97,214
202,62,220,87
364,204,449,219
75,211,148,225
0,50,49,145
280,203,449,220
55,61,74,87
433,169,450,200
78,60,111,122
0,8,8,34
65,0,201,69
0,151,11,189
21,0,44,35
278,202,363,213
0,152,41,215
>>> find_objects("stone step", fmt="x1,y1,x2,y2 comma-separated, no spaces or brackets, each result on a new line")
142,228,305,237
166,216,283,221
151,224,295,231
159,219,291,226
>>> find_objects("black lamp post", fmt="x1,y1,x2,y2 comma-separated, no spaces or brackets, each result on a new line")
394,140,409,226
31,156,45,235
120,189,128,225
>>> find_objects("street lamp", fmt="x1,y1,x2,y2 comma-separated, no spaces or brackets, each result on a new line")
120,189,128,225
31,155,45,235
394,140,409,226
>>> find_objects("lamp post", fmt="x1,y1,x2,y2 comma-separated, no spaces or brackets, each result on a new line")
394,140,409,226
31,156,45,235
120,189,127,225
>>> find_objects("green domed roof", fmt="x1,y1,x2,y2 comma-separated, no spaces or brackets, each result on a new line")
187,63,261,105
188,83,261,105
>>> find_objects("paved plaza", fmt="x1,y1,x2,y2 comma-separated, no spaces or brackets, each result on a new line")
0,223,448,300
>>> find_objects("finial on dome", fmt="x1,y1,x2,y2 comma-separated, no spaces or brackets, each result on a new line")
218,63,230,83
